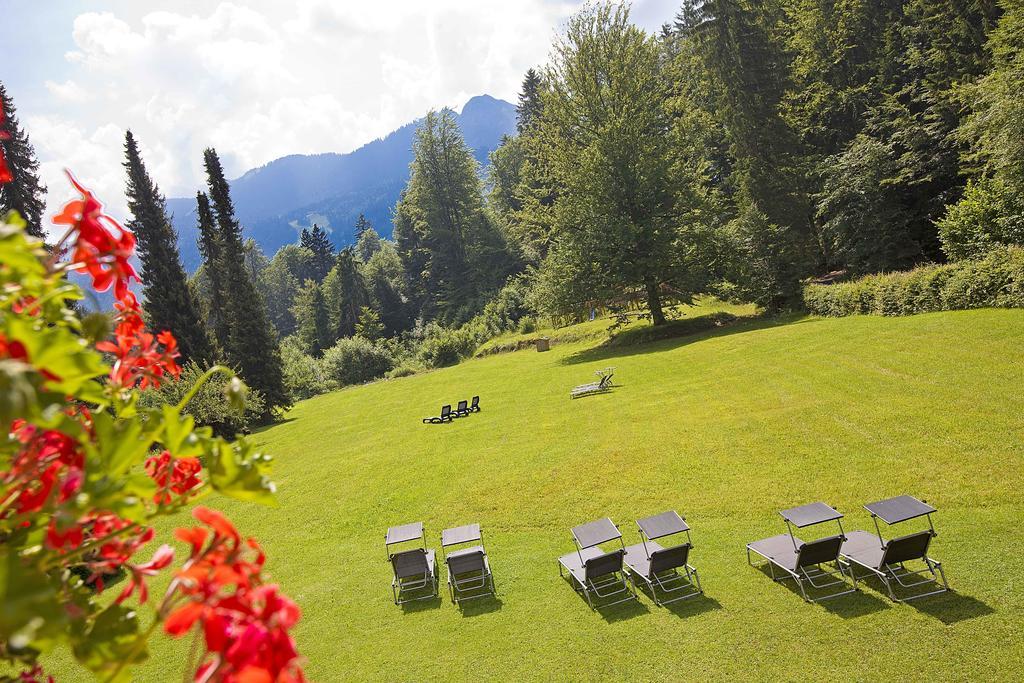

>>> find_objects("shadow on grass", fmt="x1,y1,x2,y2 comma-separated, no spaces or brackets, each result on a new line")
457,595,504,617
662,593,723,619
249,416,297,435
559,575,650,622
848,571,995,624
598,597,650,624
399,592,443,613
559,313,813,366
907,590,994,624
752,564,889,618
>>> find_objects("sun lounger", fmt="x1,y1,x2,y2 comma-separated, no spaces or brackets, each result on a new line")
747,502,857,602
623,511,702,606
441,523,495,605
469,395,480,412
558,517,638,609
454,399,470,417
570,367,615,399
839,495,948,601
385,521,438,604
422,404,453,424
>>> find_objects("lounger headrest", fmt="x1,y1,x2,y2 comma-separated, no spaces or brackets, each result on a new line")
391,548,429,578
882,530,932,565
447,550,485,575
584,549,624,580
796,535,843,567
648,543,690,576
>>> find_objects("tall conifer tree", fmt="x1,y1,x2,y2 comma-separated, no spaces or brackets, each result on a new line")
123,131,213,362
332,246,367,338
0,83,46,238
299,223,334,280
203,148,289,413
195,191,230,350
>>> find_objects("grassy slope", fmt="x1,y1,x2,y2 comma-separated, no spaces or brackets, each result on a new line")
47,309,1024,680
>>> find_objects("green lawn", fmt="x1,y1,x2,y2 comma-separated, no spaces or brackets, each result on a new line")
46,309,1024,680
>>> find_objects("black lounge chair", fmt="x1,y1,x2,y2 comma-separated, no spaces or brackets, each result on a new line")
570,367,615,399
558,517,638,609
422,404,453,424
623,511,702,606
469,395,480,413
385,522,438,604
746,502,857,602
454,399,470,418
441,523,495,605
839,495,949,601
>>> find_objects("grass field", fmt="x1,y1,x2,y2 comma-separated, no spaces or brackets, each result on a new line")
45,308,1024,680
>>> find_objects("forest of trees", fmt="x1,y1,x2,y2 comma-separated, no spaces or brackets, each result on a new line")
1,0,1020,423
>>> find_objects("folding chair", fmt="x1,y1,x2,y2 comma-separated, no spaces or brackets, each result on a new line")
747,502,857,602
454,400,470,418
570,367,615,399
558,517,638,609
385,521,438,604
441,523,495,605
422,405,453,424
623,511,702,606
839,495,949,601
469,396,481,413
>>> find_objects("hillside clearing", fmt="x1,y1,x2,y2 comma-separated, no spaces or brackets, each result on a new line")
44,309,1024,680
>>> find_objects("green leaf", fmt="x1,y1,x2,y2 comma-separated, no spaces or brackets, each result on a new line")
0,552,65,656
160,404,200,456
71,602,148,680
90,411,148,477
207,438,277,506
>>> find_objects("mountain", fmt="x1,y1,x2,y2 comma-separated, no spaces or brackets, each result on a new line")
167,95,517,271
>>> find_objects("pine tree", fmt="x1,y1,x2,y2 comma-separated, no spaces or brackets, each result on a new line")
203,147,289,413
354,223,382,262
0,83,46,238
299,223,334,280
354,213,373,240
292,279,333,355
123,131,213,363
354,306,384,341
332,246,367,338
516,68,545,134
195,191,230,350
392,109,514,322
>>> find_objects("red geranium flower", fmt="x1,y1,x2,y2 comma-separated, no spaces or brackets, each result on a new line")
146,450,202,504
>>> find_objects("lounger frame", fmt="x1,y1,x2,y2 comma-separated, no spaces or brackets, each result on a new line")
747,536,858,603
746,502,858,603
570,367,615,399
558,518,638,610
441,523,496,605
624,511,702,606
390,548,438,605
839,496,949,602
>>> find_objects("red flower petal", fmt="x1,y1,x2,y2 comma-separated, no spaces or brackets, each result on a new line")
163,601,204,636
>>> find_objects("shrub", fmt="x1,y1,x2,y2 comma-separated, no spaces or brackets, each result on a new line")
386,363,421,379
280,336,335,400
803,246,1024,316
139,361,266,437
418,323,482,368
937,177,1024,261
322,336,394,386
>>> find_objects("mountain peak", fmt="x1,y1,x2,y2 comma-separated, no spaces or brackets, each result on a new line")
169,95,517,271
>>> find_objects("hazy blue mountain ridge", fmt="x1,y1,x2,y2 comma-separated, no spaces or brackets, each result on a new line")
167,94,517,271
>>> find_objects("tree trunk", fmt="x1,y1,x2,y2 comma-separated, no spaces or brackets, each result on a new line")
645,279,666,326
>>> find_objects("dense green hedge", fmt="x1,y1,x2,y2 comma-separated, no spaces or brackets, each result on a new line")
803,246,1024,316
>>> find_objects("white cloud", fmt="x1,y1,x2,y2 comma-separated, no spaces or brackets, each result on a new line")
19,1,673,234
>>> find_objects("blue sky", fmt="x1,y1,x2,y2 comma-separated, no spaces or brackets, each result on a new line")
0,0,679,230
